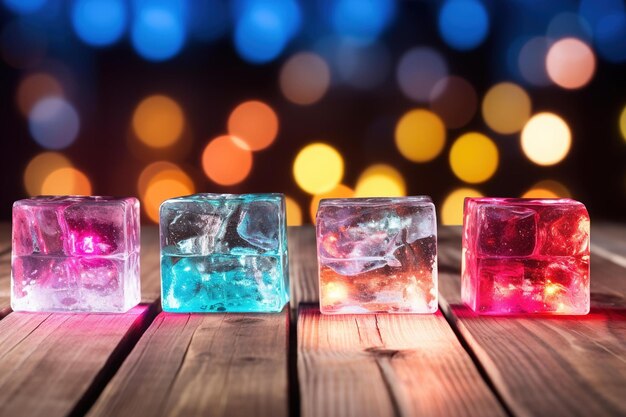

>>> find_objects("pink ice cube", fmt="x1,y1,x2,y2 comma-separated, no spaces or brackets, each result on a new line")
11,196,140,313
462,198,590,315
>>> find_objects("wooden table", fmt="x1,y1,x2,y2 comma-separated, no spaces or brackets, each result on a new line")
0,224,624,417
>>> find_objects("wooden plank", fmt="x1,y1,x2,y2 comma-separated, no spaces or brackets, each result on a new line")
0,305,157,417
292,227,507,417
592,222,626,258
438,226,626,417
0,225,163,417
87,309,290,417
298,306,507,417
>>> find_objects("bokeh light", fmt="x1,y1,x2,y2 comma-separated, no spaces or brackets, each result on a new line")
23,152,72,196
233,0,301,64
547,12,592,42
595,13,626,63
521,113,571,166
280,52,330,105
131,4,185,61
429,76,478,128
16,72,63,116
329,0,396,45
438,0,489,51
482,82,531,134
522,179,571,198
71,0,127,47
29,97,80,150
309,184,354,223
137,161,192,200
41,167,92,196
354,164,406,197
620,106,626,142
293,143,344,194
397,47,448,102
335,40,390,89
142,166,195,223
518,36,551,86
441,187,483,225
449,132,498,183
132,95,184,148
285,196,303,226
227,100,279,150
3,0,46,14
395,109,446,163
1,19,47,69
546,38,596,89
579,0,624,28
202,135,253,186
189,0,229,42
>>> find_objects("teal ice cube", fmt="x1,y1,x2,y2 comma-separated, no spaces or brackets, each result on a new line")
160,193,289,312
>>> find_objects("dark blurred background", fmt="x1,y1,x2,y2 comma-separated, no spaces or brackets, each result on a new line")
1,0,625,225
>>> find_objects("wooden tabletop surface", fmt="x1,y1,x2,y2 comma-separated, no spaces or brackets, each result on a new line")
0,223,624,417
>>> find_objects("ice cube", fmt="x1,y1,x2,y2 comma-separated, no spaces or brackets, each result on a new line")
237,200,280,252
64,202,129,256
462,197,590,315
477,205,536,257
161,202,231,256
11,196,141,313
316,197,438,314
539,205,590,256
159,193,289,313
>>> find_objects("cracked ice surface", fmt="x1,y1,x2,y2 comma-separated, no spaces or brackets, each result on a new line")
316,197,438,314
160,193,289,313
11,196,140,313
462,198,590,315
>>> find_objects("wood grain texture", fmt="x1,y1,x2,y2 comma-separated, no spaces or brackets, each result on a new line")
293,225,506,417
298,306,507,417
0,305,157,417
438,228,626,417
88,309,290,417
592,222,626,257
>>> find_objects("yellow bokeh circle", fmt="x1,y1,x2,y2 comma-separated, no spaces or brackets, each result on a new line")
521,112,571,166
132,95,185,148
395,109,446,162
441,187,483,225
285,196,303,226
41,167,92,196
522,180,571,199
24,152,72,196
293,143,344,194
354,164,406,197
482,82,531,134
310,184,354,223
449,133,499,184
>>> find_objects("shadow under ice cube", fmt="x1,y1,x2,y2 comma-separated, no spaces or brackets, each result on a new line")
160,193,289,313
11,196,141,313
316,197,438,314
462,198,590,315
